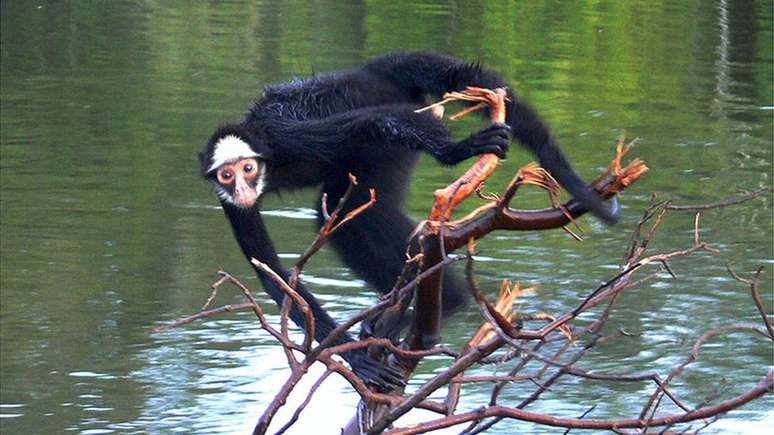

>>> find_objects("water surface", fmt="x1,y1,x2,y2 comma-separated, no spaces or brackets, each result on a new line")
1,1,772,433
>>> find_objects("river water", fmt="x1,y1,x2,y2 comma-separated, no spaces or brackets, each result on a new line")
1,1,772,434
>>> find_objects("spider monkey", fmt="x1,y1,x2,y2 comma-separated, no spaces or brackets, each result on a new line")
199,52,617,390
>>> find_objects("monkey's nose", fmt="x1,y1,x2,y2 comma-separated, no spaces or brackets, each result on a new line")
235,181,258,208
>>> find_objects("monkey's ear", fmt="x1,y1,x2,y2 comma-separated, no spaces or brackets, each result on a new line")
198,150,212,177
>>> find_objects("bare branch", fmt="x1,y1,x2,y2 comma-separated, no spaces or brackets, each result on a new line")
274,370,333,435
290,174,374,288
727,266,772,339
251,258,316,352
385,369,772,434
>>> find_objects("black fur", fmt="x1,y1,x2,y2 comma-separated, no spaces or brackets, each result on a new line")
200,52,615,390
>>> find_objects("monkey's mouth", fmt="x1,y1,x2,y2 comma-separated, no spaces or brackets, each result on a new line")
230,176,254,208
235,192,258,208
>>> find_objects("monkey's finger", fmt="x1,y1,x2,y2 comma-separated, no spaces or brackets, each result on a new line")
477,145,507,159
483,123,511,140
471,130,511,147
481,122,511,133
471,134,510,147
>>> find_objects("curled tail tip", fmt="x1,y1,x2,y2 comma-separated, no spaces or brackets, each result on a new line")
564,179,620,225
596,208,620,225
589,194,620,225
606,195,621,223
555,171,620,225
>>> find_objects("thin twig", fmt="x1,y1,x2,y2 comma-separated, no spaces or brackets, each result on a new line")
274,369,333,435
251,258,316,352
201,274,229,310
290,174,371,288
563,404,598,435
153,302,257,332
727,266,772,339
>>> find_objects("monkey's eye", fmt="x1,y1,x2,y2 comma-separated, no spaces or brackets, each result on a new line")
244,163,254,173
218,170,234,184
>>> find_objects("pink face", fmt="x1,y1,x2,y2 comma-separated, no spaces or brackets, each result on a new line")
216,157,261,208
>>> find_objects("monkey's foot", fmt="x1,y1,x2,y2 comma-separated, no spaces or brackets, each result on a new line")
348,350,405,392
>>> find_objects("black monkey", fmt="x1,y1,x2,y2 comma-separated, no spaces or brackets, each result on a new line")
199,52,617,390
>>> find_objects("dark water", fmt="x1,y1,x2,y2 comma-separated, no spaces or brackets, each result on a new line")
1,1,771,434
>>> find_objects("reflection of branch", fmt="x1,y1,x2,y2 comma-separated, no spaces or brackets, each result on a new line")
666,187,770,211
639,323,770,421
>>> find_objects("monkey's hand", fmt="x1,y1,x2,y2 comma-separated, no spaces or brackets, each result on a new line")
347,349,406,392
438,123,511,165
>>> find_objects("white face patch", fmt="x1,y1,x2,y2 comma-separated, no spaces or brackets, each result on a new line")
215,185,232,203
207,135,261,173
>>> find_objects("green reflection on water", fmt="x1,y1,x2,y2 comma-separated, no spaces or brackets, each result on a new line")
1,0,771,433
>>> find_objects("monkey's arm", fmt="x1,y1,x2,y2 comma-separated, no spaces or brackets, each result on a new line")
223,205,403,390
261,105,510,167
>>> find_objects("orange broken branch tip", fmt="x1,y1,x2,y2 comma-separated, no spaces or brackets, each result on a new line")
427,88,508,222
467,279,537,347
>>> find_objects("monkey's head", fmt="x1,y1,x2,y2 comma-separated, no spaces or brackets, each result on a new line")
200,124,268,209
